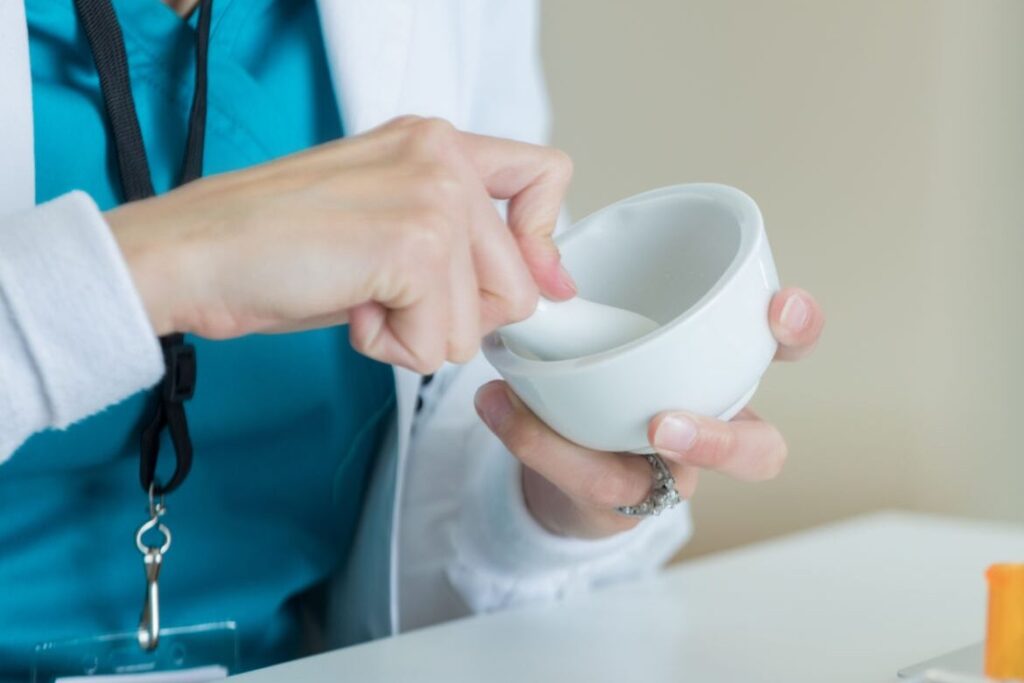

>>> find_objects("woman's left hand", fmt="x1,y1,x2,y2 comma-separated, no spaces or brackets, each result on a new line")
474,287,825,539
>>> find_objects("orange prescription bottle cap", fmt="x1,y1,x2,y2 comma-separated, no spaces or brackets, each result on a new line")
985,564,1024,680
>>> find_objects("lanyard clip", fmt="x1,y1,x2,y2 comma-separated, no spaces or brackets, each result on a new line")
137,547,164,651
135,487,172,652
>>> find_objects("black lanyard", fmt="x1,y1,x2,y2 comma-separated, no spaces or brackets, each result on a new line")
73,0,213,497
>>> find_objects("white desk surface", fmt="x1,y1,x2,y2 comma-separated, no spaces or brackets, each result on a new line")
232,512,1024,683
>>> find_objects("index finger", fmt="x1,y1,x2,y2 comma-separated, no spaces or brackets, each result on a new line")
459,132,577,300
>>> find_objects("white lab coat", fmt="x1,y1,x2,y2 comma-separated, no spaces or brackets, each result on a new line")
0,0,691,648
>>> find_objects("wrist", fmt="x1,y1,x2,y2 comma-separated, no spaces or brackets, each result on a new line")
105,201,191,337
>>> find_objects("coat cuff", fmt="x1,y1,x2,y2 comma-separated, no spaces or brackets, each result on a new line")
0,191,163,458
448,420,692,613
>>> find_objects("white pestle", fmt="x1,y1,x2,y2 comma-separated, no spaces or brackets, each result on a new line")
498,297,660,362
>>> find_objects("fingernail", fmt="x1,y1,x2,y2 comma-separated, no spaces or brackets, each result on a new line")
653,414,699,456
475,385,513,432
780,294,810,333
556,263,578,297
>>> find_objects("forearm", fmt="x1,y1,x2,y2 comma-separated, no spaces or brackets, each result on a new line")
0,192,162,461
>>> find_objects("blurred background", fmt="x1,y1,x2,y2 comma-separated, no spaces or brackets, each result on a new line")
540,0,1024,558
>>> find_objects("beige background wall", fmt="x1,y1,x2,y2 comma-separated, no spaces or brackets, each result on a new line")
540,1,1024,558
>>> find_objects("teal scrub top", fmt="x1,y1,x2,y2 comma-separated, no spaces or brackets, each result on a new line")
1,0,395,676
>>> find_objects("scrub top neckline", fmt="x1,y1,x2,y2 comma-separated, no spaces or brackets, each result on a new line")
108,0,302,163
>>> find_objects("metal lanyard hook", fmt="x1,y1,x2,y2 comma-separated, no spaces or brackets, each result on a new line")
136,485,172,652
137,547,164,651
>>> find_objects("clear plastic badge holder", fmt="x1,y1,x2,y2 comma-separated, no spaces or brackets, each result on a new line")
32,622,239,683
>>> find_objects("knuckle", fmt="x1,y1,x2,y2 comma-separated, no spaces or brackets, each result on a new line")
418,356,445,375
407,117,459,157
699,427,737,470
505,282,540,323
348,326,375,358
409,344,445,375
351,325,403,371
448,336,481,364
546,147,574,183
388,114,424,128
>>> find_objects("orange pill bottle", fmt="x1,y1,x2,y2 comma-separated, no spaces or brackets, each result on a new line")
986,564,1024,679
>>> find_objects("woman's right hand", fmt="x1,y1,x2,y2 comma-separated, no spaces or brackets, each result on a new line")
106,116,575,373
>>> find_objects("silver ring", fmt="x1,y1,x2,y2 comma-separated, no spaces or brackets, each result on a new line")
616,453,682,517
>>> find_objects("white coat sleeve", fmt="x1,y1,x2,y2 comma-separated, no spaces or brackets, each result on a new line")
427,1,691,615
0,191,163,461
